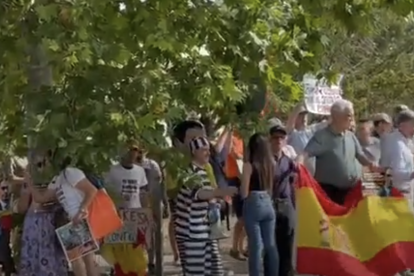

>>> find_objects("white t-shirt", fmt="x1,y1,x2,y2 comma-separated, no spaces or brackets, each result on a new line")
105,164,148,208
55,167,86,218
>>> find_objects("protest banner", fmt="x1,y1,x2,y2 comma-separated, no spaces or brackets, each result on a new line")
104,208,153,248
303,74,343,115
56,219,99,262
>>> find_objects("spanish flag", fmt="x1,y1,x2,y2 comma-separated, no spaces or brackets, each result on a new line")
296,166,414,276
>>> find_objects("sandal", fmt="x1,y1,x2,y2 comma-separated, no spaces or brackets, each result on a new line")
229,249,247,261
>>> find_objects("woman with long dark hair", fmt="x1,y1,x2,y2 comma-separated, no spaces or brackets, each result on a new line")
241,133,278,276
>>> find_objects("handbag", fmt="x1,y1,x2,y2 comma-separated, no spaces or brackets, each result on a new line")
208,203,228,240
53,205,69,229
273,157,295,216
274,198,290,216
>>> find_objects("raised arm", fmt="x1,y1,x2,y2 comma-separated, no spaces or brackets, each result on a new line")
286,104,305,134
17,184,31,213
214,126,232,158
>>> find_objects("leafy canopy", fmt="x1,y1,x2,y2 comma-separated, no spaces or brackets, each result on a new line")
1,0,414,173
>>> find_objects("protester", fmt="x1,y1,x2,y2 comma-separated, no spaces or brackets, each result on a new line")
269,124,297,276
371,113,392,139
382,110,414,202
175,136,236,275
356,119,381,164
103,141,149,276
0,181,15,276
134,143,163,273
168,120,206,266
27,156,99,276
208,125,232,188
285,103,327,175
297,99,380,204
392,105,409,127
241,133,278,276
17,152,67,276
226,131,246,260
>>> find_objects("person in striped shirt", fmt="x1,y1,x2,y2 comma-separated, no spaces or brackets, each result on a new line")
175,137,237,276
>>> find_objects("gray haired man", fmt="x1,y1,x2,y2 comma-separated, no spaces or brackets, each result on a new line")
297,99,381,205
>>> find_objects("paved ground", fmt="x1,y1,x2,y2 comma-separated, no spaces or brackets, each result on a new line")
94,216,248,275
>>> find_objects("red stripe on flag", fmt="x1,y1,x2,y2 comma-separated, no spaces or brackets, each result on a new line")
298,242,414,276
296,165,404,216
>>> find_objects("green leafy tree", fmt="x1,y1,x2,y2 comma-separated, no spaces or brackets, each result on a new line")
322,10,414,116
1,0,414,175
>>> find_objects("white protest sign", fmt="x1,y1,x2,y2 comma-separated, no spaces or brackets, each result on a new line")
104,208,153,248
56,219,99,262
136,208,153,249
303,74,343,115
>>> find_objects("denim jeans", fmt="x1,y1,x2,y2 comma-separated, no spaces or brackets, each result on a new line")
243,191,279,276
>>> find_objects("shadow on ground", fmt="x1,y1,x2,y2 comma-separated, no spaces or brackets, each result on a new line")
162,253,248,276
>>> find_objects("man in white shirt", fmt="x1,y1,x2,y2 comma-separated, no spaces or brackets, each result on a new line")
383,110,414,201
105,141,148,208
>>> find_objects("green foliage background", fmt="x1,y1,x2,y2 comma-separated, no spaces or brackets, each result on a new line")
0,1,414,174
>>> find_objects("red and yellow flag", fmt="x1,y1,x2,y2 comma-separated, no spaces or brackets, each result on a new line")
296,166,414,276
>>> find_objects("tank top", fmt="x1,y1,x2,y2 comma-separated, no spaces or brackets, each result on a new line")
249,165,266,191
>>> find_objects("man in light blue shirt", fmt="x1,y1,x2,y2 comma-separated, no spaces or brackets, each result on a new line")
284,103,327,175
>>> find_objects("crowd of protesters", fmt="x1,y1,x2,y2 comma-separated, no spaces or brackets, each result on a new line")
0,100,413,276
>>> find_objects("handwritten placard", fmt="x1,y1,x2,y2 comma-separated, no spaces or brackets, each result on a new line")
56,219,99,262
303,74,343,115
104,208,153,247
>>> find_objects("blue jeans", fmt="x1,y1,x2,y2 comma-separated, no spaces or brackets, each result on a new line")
243,191,279,276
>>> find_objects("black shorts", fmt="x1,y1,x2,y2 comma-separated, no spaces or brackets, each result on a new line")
228,178,243,218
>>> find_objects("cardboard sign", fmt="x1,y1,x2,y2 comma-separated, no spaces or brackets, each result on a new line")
56,219,99,262
104,208,153,248
303,74,343,115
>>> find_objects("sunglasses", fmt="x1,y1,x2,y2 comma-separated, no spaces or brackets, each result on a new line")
1,186,8,191
131,148,143,154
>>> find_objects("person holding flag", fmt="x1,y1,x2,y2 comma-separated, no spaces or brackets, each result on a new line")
297,99,381,204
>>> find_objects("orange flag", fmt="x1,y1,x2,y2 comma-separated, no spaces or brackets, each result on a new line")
87,190,123,240
296,165,414,276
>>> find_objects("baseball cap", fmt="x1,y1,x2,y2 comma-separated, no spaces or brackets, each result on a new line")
394,105,409,115
396,109,414,125
269,118,287,135
371,113,392,124
268,117,283,128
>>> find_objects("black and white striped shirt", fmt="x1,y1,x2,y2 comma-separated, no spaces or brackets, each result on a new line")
174,164,211,241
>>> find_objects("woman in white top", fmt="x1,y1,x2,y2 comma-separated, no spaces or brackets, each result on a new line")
28,156,99,276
